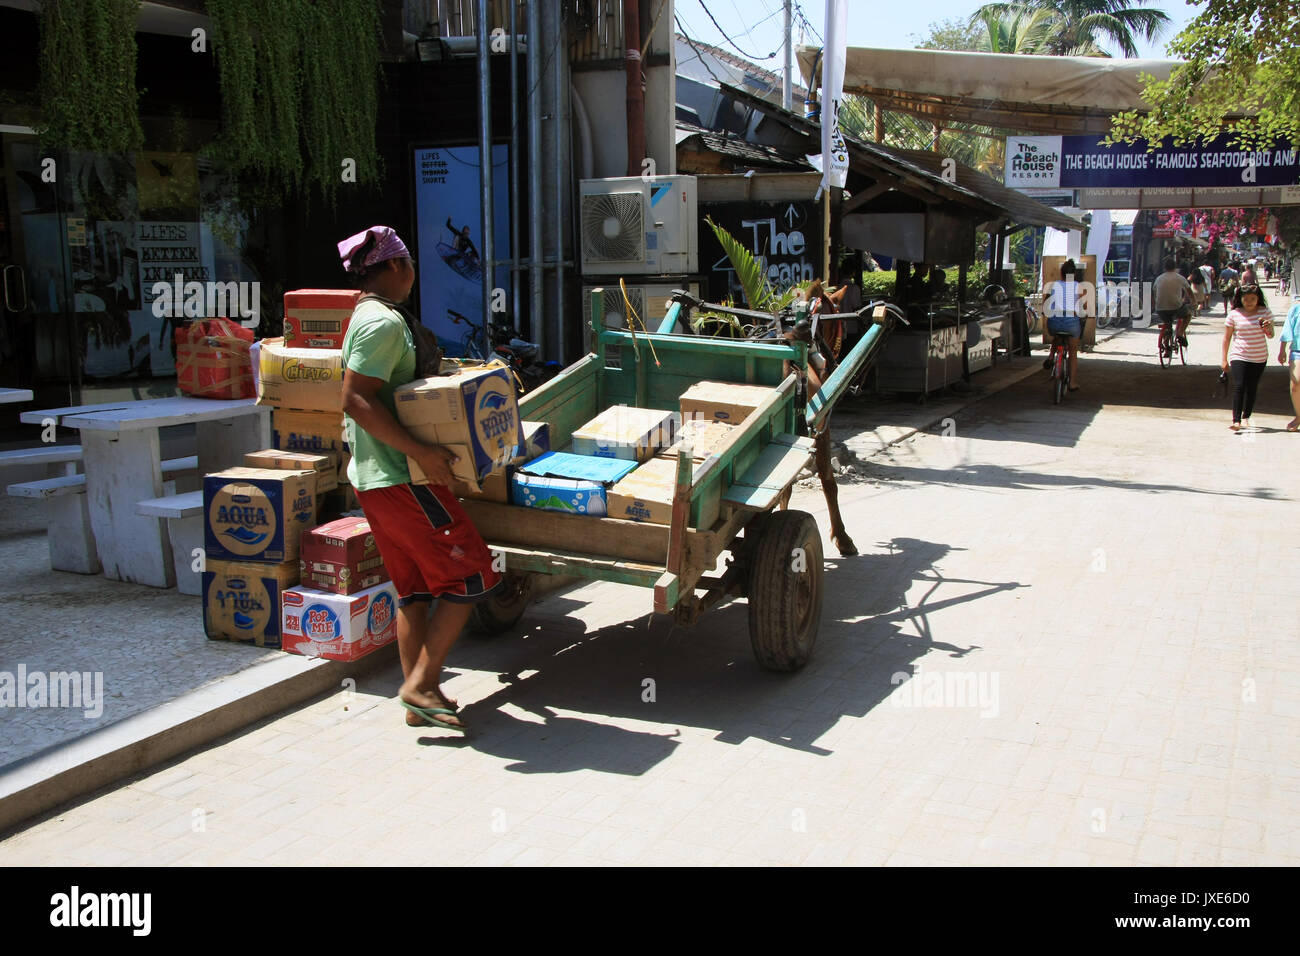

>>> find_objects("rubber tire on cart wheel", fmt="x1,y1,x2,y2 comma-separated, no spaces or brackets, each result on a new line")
469,573,532,636
745,510,824,672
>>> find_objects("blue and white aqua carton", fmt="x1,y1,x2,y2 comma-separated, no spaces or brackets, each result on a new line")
395,363,525,488
511,451,638,516
202,558,300,646
280,580,399,662
204,467,317,563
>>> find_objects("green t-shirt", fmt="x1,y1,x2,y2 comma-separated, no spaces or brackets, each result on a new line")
341,297,417,491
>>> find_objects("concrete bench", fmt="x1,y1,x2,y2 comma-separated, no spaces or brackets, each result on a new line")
8,456,203,576
136,490,204,595
0,444,83,479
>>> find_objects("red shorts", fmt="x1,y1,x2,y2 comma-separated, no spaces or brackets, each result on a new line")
356,483,502,607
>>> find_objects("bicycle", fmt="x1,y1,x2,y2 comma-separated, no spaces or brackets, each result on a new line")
1048,331,1072,404
1156,313,1186,368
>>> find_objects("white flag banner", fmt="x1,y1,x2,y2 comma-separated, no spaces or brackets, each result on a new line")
820,0,849,193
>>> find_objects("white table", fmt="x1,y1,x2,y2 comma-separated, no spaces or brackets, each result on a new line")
40,397,271,587
0,388,34,404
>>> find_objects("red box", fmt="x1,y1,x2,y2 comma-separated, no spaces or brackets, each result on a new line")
283,289,361,349
175,318,255,399
299,515,388,594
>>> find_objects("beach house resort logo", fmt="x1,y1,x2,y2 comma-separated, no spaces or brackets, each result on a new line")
1009,140,1060,183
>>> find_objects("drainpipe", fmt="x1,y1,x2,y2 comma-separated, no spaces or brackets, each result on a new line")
555,10,570,362
528,0,544,355
476,0,493,359
509,0,521,334
623,0,645,176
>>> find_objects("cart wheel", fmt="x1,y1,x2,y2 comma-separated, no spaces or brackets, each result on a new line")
470,573,533,636
746,510,823,671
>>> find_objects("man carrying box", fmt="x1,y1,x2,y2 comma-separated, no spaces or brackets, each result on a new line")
337,225,502,733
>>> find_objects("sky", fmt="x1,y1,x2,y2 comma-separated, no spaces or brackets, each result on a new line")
673,0,1204,64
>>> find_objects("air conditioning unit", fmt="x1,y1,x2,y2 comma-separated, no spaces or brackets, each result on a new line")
582,282,701,348
579,176,698,276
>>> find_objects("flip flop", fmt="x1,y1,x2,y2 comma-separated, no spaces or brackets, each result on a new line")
400,699,466,732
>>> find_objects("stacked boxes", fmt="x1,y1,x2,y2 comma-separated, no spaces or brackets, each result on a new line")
299,516,388,594
395,364,524,491
202,467,317,646
659,420,737,462
244,449,338,495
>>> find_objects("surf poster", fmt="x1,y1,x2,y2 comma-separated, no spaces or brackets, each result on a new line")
412,145,510,357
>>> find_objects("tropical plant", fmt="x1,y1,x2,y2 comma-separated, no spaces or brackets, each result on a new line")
970,4,1060,54
971,0,1171,58
37,0,143,152
1108,0,1300,150
704,217,799,313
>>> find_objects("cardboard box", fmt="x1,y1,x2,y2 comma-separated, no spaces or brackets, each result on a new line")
283,289,360,349
256,337,345,412
395,364,524,487
679,381,774,425
272,409,346,484
521,420,550,458
299,516,388,594
204,467,317,564
243,448,338,494
570,406,676,461
280,581,399,662
203,558,299,646
606,457,679,525
659,420,737,461
510,452,637,516
451,458,519,503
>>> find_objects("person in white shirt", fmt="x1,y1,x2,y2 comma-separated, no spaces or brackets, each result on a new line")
1044,259,1087,390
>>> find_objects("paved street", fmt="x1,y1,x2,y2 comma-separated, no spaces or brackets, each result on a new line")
1,314,1297,866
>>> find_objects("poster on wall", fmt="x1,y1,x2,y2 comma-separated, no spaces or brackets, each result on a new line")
698,200,823,303
412,145,510,357
136,221,207,376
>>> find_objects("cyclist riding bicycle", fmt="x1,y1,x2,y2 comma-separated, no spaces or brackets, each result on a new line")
1043,259,1086,392
1153,258,1192,347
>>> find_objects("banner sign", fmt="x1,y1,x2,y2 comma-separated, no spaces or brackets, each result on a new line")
699,200,823,303
819,0,849,193
1006,135,1300,190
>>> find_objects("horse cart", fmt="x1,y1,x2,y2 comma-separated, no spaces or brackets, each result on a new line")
460,288,901,671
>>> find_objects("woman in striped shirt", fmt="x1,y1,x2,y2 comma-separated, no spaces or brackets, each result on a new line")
1221,283,1274,431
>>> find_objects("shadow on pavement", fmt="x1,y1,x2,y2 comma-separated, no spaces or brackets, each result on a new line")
369,536,1022,775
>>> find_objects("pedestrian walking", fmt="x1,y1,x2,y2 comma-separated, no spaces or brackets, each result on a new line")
1221,282,1274,432
337,225,503,732
1280,296,1300,432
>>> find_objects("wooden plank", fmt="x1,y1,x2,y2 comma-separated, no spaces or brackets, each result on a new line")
653,571,681,615
7,474,86,499
161,455,199,475
723,434,815,512
806,320,887,430
136,490,204,519
664,449,692,588
463,500,674,564
63,397,264,433
81,430,173,587
0,388,33,404
0,445,82,466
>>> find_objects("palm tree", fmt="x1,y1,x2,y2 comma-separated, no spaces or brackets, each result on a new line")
971,0,1171,58
970,4,1059,55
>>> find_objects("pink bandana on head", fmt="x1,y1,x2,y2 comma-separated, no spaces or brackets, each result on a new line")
338,226,410,274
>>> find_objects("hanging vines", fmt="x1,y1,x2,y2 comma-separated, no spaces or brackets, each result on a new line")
37,0,144,152
206,0,382,204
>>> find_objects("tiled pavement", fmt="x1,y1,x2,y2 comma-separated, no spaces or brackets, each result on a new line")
1,307,1297,865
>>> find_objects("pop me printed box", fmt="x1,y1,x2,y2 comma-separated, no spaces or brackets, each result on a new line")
280,581,399,662
204,467,316,564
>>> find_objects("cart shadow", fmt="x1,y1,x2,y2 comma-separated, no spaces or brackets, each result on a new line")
411,536,1020,774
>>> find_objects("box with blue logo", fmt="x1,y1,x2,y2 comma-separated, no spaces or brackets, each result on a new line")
279,580,399,662
202,558,300,645
395,364,525,489
510,451,638,517
204,467,317,564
